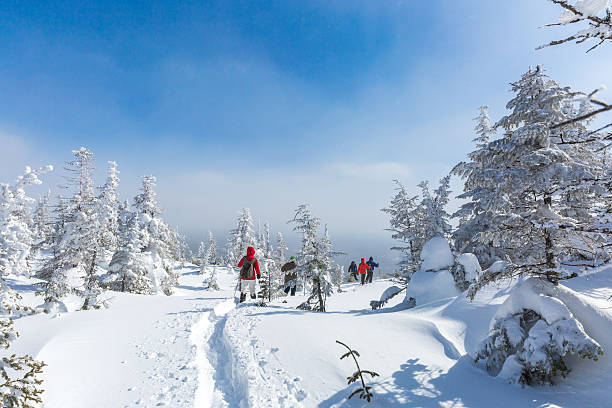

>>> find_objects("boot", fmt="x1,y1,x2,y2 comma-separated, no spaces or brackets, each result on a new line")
239,293,246,303
250,294,257,299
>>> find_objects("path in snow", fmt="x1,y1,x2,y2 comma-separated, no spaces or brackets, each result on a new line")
10,265,239,408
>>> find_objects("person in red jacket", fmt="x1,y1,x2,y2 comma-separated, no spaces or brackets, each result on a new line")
357,258,370,286
237,246,261,303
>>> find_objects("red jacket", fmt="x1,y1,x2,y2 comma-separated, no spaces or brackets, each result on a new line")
357,258,370,275
237,246,261,280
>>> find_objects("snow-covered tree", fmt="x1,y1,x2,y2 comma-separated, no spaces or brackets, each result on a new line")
132,176,179,295
475,278,603,385
103,215,153,294
207,231,218,265
0,165,52,277
539,0,612,52
276,232,288,265
37,147,104,310
31,190,52,252
289,204,337,311
96,161,120,253
0,281,45,407
382,176,452,279
452,106,505,268
228,208,256,264
263,222,272,258
467,67,610,294
381,180,422,277
418,176,452,241
195,241,206,268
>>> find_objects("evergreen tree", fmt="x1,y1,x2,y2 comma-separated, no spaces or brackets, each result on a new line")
37,148,103,310
468,66,611,295
0,166,53,277
228,208,256,264
103,215,153,294
133,176,179,295
96,161,120,253
276,232,288,265
32,190,52,252
0,281,45,406
381,180,422,277
195,241,206,268
452,106,504,268
207,231,218,265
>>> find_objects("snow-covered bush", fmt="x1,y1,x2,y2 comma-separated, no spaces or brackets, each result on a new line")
0,282,45,407
475,278,603,385
452,253,482,291
420,236,454,272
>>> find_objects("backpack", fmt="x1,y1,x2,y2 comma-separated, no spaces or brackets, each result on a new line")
240,257,255,279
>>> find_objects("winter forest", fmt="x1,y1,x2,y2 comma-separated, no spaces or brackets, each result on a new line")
0,1,611,407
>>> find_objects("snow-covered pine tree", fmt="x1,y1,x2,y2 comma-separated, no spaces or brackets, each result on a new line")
469,66,610,295
37,148,104,310
0,281,45,406
195,241,206,268
228,208,256,264
207,231,218,265
289,204,335,311
103,214,153,294
0,166,53,278
263,222,272,258
452,106,505,268
199,240,210,276
276,232,288,265
419,175,452,241
381,180,422,279
132,176,179,295
96,161,120,254
32,189,52,253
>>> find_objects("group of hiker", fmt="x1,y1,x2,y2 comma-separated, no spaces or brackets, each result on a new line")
236,246,380,303
348,257,379,285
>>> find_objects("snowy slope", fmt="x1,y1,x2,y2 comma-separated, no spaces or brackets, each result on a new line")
6,264,612,408
9,265,239,408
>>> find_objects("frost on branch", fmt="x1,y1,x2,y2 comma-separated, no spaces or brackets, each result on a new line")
475,278,603,385
540,0,612,52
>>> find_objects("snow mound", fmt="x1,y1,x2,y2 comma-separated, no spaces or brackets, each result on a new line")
405,269,461,306
476,277,606,385
420,236,454,272
456,253,482,282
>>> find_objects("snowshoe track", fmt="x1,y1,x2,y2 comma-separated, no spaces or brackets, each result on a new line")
222,305,308,407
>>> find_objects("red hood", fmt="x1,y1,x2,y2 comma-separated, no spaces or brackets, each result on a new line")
246,246,256,260
360,258,365,264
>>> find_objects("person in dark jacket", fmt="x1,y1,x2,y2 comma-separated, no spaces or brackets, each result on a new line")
366,256,379,284
282,256,298,296
237,246,261,303
348,261,357,281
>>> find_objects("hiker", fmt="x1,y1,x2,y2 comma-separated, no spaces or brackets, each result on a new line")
281,256,298,296
357,258,370,285
366,256,379,284
348,261,357,282
237,246,261,303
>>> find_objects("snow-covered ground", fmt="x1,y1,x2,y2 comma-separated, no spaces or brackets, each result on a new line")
7,263,612,407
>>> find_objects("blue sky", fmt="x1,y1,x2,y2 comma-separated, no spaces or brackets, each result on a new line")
1,1,611,266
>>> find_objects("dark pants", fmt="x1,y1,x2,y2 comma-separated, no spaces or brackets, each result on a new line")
366,271,373,283
284,286,296,296
360,274,366,285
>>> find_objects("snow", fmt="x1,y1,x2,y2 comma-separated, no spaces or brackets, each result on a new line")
5,262,612,407
420,236,454,272
559,0,609,23
405,269,461,306
456,253,482,282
